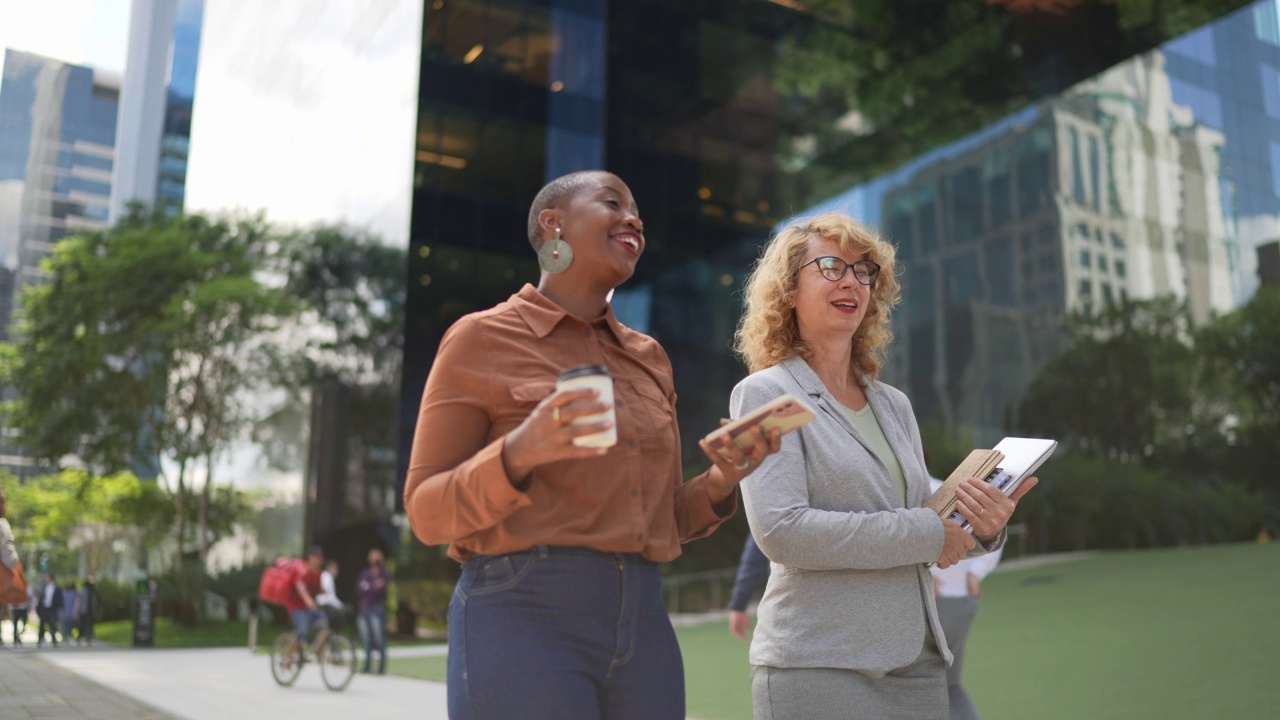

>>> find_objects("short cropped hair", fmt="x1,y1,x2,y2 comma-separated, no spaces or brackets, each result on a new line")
734,212,901,378
526,171,608,249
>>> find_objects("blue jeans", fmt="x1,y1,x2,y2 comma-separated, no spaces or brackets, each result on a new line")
290,608,326,642
447,546,684,720
356,605,387,673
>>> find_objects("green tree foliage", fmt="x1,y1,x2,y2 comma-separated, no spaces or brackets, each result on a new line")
1018,297,1201,465
275,224,406,388
253,225,405,475
1014,293,1279,549
2,470,172,576
770,0,1254,203
1198,287,1280,499
0,208,291,565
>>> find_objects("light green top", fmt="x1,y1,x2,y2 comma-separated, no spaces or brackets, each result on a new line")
840,400,907,505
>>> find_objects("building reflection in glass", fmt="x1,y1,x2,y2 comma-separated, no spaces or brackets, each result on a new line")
400,0,1278,582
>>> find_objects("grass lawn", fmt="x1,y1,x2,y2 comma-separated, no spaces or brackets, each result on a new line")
389,541,1280,720
96,618,254,648
94,617,445,652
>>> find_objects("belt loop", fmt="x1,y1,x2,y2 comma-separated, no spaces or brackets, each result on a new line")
536,544,549,559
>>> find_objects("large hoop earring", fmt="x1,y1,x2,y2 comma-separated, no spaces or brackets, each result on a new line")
538,227,573,274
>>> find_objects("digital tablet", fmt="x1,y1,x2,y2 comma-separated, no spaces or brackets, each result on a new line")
990,437,1058,498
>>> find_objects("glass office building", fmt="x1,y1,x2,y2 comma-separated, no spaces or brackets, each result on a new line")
399,0,1277,574
0,49,120,476
158,0,204,214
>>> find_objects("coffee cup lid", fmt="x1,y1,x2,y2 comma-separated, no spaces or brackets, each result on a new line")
558,364,610,382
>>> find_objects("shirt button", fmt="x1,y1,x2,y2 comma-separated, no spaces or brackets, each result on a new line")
628,440,637,449
616,400,624,408
584,329,593,337
630,489,638,498
636,534,644,543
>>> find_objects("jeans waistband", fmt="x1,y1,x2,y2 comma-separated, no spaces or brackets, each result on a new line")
470,545,651,565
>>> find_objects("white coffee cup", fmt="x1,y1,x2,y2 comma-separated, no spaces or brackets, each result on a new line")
555,364,617,448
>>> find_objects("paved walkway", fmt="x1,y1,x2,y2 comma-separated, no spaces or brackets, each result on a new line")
0,650,175,719
0,617,448,720
35,646,450,720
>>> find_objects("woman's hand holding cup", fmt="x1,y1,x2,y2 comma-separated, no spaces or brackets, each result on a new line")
502,388,614,484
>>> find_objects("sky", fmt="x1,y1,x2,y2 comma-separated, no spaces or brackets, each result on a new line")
0,0,422,501
0,0,131,75
0,0,420,245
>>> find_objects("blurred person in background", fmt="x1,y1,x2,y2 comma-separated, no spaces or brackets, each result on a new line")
727,534,769,640
0,489,18,645
76,578,98,645
37,572,63,647
404,170,779,719
929,476,1003,720
316,559,347,632
356,549,390,674
60,581,79,643
283,547,326,665
731,212,1036,719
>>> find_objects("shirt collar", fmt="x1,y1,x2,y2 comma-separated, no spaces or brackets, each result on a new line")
511,283,626,341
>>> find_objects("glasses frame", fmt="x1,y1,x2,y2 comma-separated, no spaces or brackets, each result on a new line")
799,256,880,286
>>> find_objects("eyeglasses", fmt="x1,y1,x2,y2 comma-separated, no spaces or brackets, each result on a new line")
799,256,880,285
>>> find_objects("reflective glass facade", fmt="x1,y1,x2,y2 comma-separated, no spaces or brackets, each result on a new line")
401,0,1272,569
157,0,204,214
0,49,119,476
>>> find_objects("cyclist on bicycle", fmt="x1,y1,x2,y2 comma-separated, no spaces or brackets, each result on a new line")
284,546,328,666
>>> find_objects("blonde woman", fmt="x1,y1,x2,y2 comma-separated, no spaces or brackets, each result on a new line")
731,212,1037,719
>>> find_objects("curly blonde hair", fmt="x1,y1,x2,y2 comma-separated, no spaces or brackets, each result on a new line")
734,212,901,377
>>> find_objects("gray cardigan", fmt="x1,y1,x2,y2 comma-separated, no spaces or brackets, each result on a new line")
733,356,1000,676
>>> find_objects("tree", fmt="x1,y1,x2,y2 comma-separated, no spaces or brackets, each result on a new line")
274,224,406,389
0,208,292,566
1018,297,1203,466
1198,287,1280,499
2,470,172,577
769,0,1254,205
253,225,407,537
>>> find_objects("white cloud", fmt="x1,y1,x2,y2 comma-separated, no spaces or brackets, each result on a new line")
0,0,129,73
184,0,422,247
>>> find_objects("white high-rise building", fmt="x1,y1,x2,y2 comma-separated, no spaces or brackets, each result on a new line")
882,50,1234,439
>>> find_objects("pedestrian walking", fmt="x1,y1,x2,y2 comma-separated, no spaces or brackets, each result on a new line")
37,572,63,647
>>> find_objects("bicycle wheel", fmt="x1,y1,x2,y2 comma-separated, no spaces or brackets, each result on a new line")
319,632,357,691
270,631,303,687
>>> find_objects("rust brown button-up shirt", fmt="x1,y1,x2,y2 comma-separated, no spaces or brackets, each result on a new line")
404,284,736,563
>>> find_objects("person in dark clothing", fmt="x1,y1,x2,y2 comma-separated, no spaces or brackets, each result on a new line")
728,535,771,640
36,572,63,647
77,578,98,645
355,549,391,674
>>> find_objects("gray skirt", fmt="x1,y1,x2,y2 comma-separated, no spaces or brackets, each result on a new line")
751,633,949,720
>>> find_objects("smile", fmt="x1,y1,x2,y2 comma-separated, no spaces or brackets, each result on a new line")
613,234,642,256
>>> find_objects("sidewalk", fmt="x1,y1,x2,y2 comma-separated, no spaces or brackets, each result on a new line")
0,650,175,719
0,617,448,720
37,646,450,720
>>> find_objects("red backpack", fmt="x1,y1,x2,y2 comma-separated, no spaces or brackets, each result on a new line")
258,558,306,607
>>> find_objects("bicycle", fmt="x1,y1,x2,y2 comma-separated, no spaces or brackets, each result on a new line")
269,614,357,691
